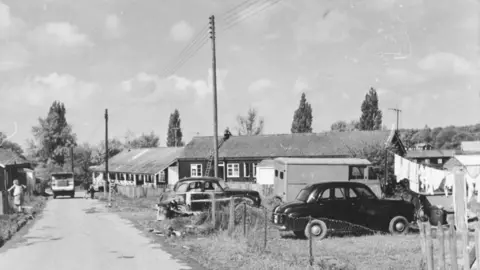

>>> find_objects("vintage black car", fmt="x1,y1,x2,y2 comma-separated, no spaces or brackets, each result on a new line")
272,181,416,239
159,177,262,212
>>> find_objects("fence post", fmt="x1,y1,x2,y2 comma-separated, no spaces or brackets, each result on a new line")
243,202,247,237
475,220,480,270
418,221,427,269
211,192,216,228
438,220,446,270
264,207,267,250
448,215,459,270
463,227,470,270
424,222,434,270
308,216,314,266
228,197,235,236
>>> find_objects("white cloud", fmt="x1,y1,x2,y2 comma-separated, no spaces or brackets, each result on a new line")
384,68,426,84
170,21,194,42
418,52,477,76
0,42,29,71
120,68,228,102
248,79,273,93
293,77,310,93
28,22,93,48
105,14,123,38
5,73,100,108
0,1,25,40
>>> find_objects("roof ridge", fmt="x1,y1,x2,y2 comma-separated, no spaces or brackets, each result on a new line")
192,130,389,139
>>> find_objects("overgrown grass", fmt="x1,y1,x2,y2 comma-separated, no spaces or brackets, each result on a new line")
0,194,48,247
102,194,432,269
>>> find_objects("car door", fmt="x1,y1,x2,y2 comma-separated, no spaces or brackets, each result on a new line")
329,186,355,223
188,181,208,211
347,187,368,226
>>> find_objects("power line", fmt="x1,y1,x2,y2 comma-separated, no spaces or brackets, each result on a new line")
221,0,283,32
221,0,263,22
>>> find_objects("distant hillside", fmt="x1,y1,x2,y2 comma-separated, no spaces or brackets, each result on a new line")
399,123,480,150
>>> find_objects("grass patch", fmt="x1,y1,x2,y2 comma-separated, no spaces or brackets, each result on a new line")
102,194,433,269
0,194,48,247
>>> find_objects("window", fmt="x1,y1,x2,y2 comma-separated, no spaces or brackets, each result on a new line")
349,166,364,180
280,172,284,179
227,163,240,177
252,163,257,177
348,188,358,199
318,188,330,200
437,158,442,164
353,186,377,199
333,188,346,200
244,163,250,177
190,164,202,177
275,170,279,177
425,159,430,164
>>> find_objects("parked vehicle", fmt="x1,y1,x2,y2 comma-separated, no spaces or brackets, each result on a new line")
159,177,262,212
272,181,416,239
272,158,377,203
50,172,75,199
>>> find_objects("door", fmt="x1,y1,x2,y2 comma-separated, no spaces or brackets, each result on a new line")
217,166,224,180
329,187,355,223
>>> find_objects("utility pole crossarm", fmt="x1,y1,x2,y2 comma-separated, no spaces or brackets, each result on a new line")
388,108,402,131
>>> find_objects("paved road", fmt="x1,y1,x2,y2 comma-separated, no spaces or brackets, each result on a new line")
0,192,199,270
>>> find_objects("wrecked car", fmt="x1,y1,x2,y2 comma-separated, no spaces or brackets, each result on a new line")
272,181,417,239
157,177,262,219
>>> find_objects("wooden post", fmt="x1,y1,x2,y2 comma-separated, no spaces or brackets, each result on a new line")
463,228,470,270
243,202,247,237
438,220,446,270
425,222,434,270
264,207,267,250
419,221,427,268
308,216,314,266
211,192,216,227
228,197,235,236
448,215,459,270
476,221,480,270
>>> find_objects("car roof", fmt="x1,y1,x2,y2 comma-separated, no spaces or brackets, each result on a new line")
305,181,370,190
177,177,223,183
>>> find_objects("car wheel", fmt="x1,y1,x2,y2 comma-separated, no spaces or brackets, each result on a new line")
293,230,305,238
389,216,410,235
304,219,328,240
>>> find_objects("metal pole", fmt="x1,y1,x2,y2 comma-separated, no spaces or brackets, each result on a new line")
105,109,109,197
209,15,219,178
70,147,74,173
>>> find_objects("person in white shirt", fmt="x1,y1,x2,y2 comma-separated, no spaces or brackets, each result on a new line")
8,179,27,213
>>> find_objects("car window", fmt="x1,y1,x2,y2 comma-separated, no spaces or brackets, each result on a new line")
187,181,203,192
317,188,330,201
348,188,358,199
333,187,346,200
353,186,377,199
176,183,189,193
204,181,213,190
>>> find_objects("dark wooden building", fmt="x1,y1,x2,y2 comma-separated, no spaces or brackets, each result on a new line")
0,149,32,191
405,149,459,169
177,130,406,183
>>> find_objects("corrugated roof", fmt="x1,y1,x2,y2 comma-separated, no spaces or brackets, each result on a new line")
462,141,480,152
0,149,29,166
91,147,184,174
180,130,399,159
453,155,480,166
274,157,371,165
406,150,459,158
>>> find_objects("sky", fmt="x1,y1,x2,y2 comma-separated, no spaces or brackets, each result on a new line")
0,0,479,149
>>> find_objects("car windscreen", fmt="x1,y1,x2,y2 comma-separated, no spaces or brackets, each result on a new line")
295,188,312,202
52,174,73,180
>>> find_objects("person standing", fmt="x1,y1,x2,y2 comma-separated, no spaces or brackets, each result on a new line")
8,179,27,213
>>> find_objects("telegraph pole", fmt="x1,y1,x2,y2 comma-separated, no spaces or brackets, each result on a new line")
104,109,109,197
388,108,402,131
209,15,219,178
70,146,75,174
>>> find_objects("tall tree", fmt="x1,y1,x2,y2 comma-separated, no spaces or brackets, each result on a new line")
166,109,184,147
236,107,264,136
359,87,383,131
30,101,77,165
0,132,24,156
291,92,313,133
128,132,160,148
92,138,124,165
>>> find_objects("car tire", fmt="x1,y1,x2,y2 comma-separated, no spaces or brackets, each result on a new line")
304,219,328,240
53,193,56,199
389,216,410,235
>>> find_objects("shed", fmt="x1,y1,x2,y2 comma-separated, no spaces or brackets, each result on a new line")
444,155,480,178
272,157,373,202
